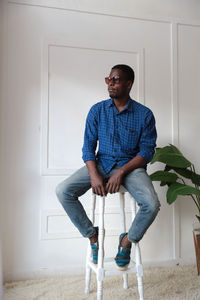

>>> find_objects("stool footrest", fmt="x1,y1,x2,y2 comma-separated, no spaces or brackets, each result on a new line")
87,258,138,276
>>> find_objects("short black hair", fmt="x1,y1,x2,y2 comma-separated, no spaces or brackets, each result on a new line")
112,64,135,83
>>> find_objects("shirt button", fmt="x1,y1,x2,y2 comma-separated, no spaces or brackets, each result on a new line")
114,149,117,152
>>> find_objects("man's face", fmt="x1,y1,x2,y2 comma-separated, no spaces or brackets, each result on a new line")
106,68,132,99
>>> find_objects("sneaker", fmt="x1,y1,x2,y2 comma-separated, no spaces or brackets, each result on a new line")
114,233,132,270
90,227,98,264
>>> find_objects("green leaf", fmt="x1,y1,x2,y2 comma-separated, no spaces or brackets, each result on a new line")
150,171,178,182
165,165,172,172
172,167,200,186
150,147,164,164
151,153,191,168
167,182,200,204
160,181,167,186
159,166,172,186
169,144,183,155
151,145,192,168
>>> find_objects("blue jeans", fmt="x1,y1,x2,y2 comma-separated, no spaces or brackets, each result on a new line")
56,164,160,243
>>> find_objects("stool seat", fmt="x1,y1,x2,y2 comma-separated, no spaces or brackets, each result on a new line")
118,185,127,193
85,186,144,300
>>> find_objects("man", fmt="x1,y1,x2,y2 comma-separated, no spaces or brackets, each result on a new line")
56,64,160,270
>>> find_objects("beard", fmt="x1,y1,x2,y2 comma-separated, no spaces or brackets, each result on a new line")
109,91,119,99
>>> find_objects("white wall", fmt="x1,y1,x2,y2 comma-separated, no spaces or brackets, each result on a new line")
8,0,200,22
1,0,200,281
0,2,4,298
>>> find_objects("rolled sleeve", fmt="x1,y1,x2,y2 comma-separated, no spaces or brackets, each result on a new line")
137,110,157,163
82,105,98,163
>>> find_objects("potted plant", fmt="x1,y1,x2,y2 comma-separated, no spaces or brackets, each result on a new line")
149,144,200,274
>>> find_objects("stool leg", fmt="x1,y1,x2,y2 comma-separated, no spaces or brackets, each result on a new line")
97,196,105,300
85,250,92,294
129,195,144,299
122,273,128,289
119,192,128,289
135,243,144,300
85,192,96,294
119,192,126,232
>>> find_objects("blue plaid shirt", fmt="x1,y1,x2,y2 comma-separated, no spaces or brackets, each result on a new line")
82,98,157,174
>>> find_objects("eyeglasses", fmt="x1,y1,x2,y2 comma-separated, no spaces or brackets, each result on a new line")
105,76,121,85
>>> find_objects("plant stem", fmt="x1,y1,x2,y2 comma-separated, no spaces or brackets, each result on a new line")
190,165,200,208
179,177,185,185
190,194,200,212
178,175,200,214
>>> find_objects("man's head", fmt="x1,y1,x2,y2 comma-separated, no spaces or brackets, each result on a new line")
105,64,135,99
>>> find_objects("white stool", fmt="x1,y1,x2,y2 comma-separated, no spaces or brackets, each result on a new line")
85,186,144,300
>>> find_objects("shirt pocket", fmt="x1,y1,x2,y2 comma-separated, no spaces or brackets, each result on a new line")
120,127,139,150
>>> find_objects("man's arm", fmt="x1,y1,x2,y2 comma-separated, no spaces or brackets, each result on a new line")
106,155,146,194
82,106,106,196
136,110,157,164
82,106,98,163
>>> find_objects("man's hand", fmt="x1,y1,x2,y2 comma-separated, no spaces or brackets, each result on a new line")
90,173,107,196
85,160,107,196
106,169,124,194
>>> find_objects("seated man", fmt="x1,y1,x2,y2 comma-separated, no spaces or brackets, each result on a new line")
56,64,160,270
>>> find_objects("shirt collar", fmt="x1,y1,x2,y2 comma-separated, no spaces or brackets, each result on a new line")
108,97,134,112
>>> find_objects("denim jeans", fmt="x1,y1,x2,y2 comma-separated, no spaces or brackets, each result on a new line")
56,164,160,243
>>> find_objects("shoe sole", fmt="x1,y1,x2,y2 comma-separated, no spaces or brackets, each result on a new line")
115,262,129,271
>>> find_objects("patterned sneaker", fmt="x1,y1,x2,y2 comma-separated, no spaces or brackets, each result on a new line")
90,227,99,264
114,233,132,270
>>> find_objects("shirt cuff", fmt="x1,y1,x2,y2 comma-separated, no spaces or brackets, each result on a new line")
82,152,96,162
137,150,154,164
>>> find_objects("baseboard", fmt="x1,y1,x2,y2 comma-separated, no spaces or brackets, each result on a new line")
4,257,196,283
143,257,196,268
